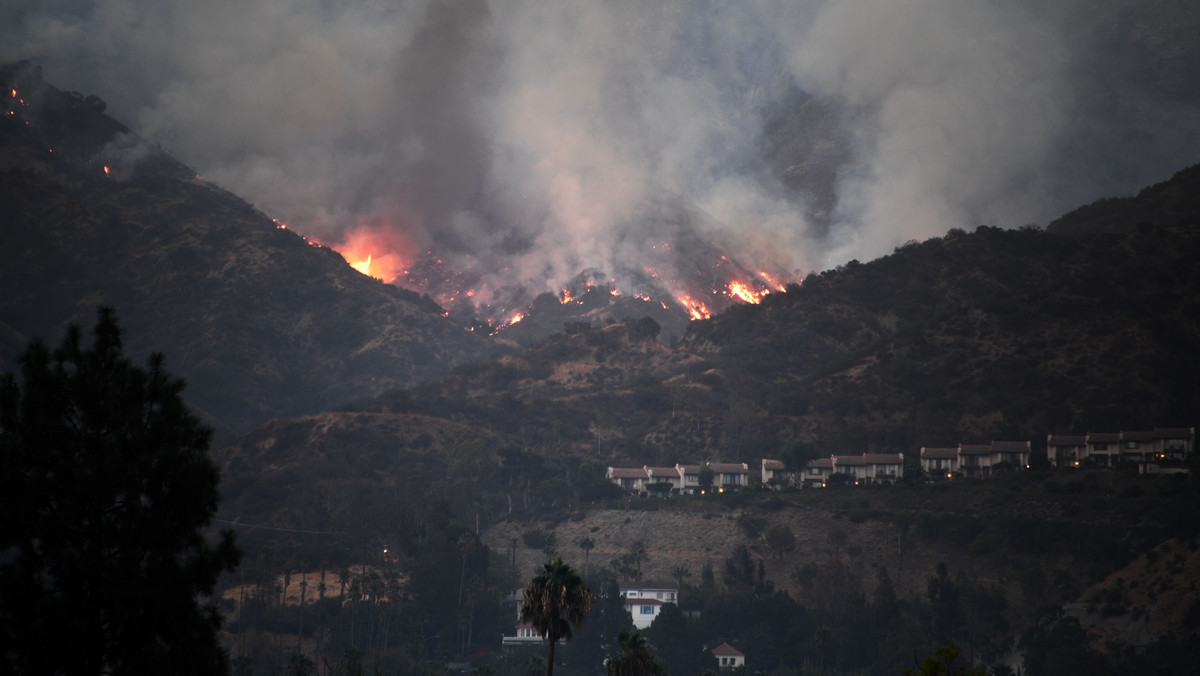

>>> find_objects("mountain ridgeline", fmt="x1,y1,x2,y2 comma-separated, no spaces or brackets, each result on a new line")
0,62,497,434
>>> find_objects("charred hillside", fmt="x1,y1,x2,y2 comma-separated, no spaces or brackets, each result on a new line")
0,62,496,434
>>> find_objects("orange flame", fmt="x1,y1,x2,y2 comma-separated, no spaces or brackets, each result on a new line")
759,271,788,292
327,224,409,283
727,280,771,304
678,295,712,320
103,166,110,176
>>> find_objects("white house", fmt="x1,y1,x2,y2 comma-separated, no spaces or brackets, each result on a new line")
645,466,683,495
500,622,543,651
607,467,649,494
801,458,834,488
920,447,959,478
863,453,904,484
712,643,745,669
620,581,679,628
761,458,788,489
708,462,749,492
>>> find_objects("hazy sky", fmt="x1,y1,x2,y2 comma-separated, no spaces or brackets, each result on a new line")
5,0,1199,301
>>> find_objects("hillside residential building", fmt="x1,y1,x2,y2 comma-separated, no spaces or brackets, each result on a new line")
620,582,679,629
607,467,649,495
863,453,904,483
677,464,703,494
762,458,789,489
712,643,745,669
920,447,960,477
801,458,834,488
708,462,750,492
607,462,749,495
500,622,543,651
1049,428,1194,467
802,453,905,486
1046,434,1087,467
645,466,683,495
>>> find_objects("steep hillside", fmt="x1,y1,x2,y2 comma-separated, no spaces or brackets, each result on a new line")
0,62,496,433
214,164,1200,545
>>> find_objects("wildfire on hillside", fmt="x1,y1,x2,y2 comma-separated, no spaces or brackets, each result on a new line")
300,219,798,334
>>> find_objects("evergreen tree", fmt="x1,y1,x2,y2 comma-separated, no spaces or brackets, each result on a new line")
605,629,665,676
0,307,241,675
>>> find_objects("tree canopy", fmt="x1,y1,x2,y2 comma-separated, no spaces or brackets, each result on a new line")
521,558,594,676
0,307,241,675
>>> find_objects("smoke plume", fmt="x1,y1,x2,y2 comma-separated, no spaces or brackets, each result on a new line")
4,0,1199,310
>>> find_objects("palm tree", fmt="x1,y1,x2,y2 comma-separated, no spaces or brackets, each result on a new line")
577,537,596,577
605,628,665,676
521,558,595,676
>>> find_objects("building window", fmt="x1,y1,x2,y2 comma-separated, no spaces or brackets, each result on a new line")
641,606,654,615
1094,442,1108,451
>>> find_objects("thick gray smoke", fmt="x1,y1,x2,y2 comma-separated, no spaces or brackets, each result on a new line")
5,0,1200,302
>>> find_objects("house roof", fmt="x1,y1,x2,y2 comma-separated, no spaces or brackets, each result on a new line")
1122,431,1155,442
992,441,1030,452
624,598,663,607
833,455,866,466
712,643,744,657
806,458,834,469
1048,434,1087,446
708,462,748,473
959,444,991,456
646,467,681,478
1154,427,1195,439
1088,432,1121,442
863,453,903,465
762,459,786,470
609,467,649,479
676,464,703,473
921,447,959,459
621,581,679,594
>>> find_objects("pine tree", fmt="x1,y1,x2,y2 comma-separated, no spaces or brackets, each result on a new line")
0,307,241,675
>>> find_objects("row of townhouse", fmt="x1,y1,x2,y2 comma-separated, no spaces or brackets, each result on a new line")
606,462,750,495
1046,428,1195,468
918,441,1032,479
792,453,906,488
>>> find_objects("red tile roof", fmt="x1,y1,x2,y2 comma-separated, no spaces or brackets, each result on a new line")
708,463,748,473
762,459,786,470
609,467,649,479
959,444,991,456
712,643,744,657
646,467,681,478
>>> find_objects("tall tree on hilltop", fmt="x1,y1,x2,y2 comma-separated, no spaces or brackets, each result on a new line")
521,558,594,676
0,307,241,675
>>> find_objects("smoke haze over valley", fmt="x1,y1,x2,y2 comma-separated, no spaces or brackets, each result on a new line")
5,0,1200,317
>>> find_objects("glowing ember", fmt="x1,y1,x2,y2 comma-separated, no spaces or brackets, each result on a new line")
102,166,110,176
